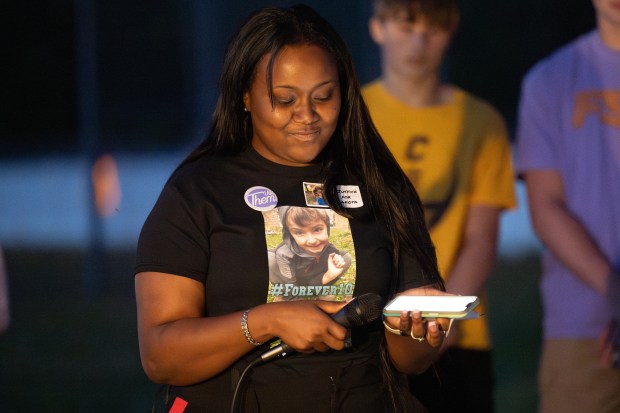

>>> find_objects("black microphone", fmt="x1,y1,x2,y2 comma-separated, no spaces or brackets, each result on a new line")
258,293,383,363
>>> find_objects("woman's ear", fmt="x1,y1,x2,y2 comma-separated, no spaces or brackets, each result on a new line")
243,91,251,112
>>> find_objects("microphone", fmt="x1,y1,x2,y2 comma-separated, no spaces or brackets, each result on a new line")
258,293,383,363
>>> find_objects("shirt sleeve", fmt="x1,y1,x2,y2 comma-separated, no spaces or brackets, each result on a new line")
516,65,562,175
468,108,517,210
135,180,210,282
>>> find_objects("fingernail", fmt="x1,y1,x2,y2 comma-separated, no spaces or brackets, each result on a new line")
429,321,438,332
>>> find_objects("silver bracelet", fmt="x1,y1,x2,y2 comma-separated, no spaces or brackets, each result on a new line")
241,309,264,346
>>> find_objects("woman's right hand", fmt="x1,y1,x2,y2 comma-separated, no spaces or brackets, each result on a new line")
136,271,350,385
251,299,350,353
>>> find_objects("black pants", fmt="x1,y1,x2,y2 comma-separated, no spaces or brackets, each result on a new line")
408,348,494,413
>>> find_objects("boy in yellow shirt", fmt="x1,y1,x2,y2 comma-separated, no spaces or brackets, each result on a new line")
363,1,516,411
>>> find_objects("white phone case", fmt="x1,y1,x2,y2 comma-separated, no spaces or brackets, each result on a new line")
383,295,480,319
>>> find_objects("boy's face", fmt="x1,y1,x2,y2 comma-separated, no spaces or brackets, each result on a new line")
592,0,620,28
287,216,329,256
370,13,452,82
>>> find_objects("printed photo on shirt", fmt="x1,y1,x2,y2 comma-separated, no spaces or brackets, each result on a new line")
303,182,329,207
262,206,356,303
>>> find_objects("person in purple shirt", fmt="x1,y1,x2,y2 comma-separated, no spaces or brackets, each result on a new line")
516,0,620,411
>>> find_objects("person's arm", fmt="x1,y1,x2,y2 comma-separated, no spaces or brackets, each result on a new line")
523,170,612,295
0,248,10,333
383,286,452,374
444,205,500,296
135,272,349,386
322,251,352,284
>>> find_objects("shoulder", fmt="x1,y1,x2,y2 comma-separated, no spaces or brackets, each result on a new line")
274,243,295,259
361,79,384,100
455,87,507,131
170,151,215,178
458,88,503,119
523,31,593,88
168,151,246,189
165,156,208,194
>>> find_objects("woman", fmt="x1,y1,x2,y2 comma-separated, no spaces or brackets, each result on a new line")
135,5,450,412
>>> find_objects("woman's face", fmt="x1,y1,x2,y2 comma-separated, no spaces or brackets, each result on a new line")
244,45,341,166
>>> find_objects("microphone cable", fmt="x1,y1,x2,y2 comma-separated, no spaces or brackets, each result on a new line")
229,293,383,413
229,356,262,413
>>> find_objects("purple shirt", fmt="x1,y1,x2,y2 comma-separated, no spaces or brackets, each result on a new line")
517,30,620,339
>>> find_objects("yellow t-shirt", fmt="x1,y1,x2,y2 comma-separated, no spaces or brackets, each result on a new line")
362,81,517,350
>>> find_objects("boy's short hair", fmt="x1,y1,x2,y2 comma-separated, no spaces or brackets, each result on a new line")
373,0,459,31
285,207,330,229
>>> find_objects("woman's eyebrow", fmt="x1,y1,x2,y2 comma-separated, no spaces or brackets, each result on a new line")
273,80,338,90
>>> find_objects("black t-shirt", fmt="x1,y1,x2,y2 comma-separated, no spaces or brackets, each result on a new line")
135,147,433,412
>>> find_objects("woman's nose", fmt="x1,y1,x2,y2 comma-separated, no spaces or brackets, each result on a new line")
294,99,318,124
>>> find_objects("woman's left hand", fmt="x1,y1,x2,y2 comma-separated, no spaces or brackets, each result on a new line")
391,309,450,347
383,286,455,374
384,286,453,346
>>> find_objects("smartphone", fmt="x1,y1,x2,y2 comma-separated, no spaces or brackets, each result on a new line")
383,295,480,319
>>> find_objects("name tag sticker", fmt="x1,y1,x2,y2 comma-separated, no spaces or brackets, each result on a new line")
337,185,363,208
244,186,278,211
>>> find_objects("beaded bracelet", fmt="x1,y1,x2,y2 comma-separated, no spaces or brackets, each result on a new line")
241,309,264,346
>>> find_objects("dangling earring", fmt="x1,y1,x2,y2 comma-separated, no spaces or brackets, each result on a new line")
244,107,248,112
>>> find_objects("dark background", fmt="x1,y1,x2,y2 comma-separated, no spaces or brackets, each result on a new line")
3,0,595,157
1,0,595,411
